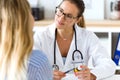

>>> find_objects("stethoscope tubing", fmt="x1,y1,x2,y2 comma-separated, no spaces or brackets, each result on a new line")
53,26,83,70
53,28,57,65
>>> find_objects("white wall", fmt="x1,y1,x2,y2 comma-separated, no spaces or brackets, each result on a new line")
84,0,105,20
28,0,115,20
38,0,62,19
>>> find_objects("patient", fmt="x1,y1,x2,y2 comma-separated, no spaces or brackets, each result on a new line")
0,0,52,80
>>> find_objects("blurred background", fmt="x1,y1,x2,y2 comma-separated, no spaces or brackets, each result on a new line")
28,0,120,20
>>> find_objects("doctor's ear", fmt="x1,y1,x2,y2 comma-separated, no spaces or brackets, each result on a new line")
76,15,86,28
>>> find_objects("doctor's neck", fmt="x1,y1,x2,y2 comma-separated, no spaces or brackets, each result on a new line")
57,27,74,40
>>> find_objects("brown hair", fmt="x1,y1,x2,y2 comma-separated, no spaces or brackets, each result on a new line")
77,15,86,28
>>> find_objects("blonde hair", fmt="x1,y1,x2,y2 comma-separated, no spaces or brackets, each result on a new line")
0,0,33,80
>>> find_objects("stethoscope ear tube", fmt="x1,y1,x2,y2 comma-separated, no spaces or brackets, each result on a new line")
53,29,57,66
53,29,59,70
72,26,83,61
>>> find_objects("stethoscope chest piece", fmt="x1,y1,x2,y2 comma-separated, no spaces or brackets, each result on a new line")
52,64,59,70
71,50,84,66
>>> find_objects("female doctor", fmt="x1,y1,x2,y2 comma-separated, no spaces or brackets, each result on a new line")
33,0,116,80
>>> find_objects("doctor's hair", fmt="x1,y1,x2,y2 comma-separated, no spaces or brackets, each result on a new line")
0,0,33,80
77,15,86,28
57,0,85,18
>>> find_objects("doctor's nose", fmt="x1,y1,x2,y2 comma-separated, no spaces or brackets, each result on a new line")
59,15,66,21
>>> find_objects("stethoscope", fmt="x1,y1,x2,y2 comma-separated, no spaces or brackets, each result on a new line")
52,26,83,71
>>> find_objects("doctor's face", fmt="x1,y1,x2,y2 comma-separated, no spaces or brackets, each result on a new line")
55,1,79,29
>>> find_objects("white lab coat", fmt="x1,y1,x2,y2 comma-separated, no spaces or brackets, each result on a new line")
33,23,116,80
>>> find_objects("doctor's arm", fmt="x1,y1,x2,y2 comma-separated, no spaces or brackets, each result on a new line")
87,32,116,80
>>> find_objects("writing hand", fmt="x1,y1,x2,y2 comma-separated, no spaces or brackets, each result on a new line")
53,70,66,80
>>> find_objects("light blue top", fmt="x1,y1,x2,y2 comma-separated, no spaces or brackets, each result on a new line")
62,57,66,65
27,50,53,80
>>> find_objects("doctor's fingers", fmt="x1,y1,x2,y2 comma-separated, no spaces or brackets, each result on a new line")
53,70,66,80
75,65,90,75
75,70,91,78
80,65,90,71
76,71,90,78
53,74,65,80
53,76,63,80
53,70,66,76
78,75,90,80
75,69,91,80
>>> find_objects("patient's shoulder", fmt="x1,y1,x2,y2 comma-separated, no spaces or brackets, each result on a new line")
28,50,48,68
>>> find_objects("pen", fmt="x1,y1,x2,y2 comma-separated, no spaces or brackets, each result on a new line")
64,68,75,74
64,67,93,74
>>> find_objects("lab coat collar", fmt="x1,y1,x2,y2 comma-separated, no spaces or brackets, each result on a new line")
63,36,75,71
47,23,56,39
74,24,83,41
48,23,82,41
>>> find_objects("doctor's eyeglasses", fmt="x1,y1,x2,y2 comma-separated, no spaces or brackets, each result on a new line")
55,7,78,21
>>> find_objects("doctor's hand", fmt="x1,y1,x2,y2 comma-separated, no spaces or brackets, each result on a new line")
53,70,66,80
74,65,96,80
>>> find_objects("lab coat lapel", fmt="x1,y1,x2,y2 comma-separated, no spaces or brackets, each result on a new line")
48,23,65,70
63,34,76,72
55,43,65,70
